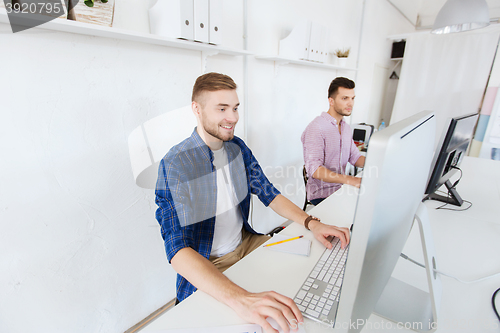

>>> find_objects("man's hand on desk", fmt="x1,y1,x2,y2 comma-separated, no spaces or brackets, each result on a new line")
308,219,350,250
230,291,303,333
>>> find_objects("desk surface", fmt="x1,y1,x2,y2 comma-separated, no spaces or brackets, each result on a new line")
142,157,500,332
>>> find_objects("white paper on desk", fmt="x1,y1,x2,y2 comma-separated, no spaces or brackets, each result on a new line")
267,318,307,333
146,323,262,333
264,234,311,256
147,319,307,333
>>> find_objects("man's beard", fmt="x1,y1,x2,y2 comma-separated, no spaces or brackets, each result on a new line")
334,105,351,117
201,114,234,142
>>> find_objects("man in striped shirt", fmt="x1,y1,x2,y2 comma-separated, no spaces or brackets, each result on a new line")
301,77,366,206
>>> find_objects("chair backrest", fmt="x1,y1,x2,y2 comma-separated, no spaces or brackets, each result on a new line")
302,165,311,210
302,165,308,185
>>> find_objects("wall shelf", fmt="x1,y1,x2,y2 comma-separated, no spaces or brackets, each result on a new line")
255,55,357,71
0,10,251,57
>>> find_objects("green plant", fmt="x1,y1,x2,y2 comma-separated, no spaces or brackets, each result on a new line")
84,0,108,7
335,48,350,58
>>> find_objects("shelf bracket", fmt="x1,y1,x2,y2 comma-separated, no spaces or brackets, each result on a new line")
201,50,220,73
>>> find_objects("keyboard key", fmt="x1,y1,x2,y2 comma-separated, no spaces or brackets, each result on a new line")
321,251,332,261
320,297,327,303
318,301,325,308
296,290,307,300
335,279,343,287
325,304,332,311
313,295,320,300
298,305,306,312
306,308,320,318
304,297,312,303
315,306,323,312
327,300,334,305
311,299,318,305
322,309,330,315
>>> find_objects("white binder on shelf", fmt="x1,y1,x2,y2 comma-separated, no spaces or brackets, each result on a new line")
208,0,223,45
320,25,330,63
194,0,209,43
149,0,194,41
309,22,322,62
278,20,312,61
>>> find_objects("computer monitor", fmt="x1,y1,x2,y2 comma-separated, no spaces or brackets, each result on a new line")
423,112,479,206
333,111,439,332
352,123,374,149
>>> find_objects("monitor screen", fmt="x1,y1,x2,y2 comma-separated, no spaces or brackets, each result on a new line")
352,129,366,142
424,112,478,206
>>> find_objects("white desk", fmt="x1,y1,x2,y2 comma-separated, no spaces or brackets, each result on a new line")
141,157,500,332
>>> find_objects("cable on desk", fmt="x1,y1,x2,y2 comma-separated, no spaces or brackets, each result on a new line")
400,253,500,284
493,287,500,323
433,167,473,211
435,191,473,211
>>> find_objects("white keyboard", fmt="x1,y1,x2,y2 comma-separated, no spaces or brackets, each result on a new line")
293,238,348,325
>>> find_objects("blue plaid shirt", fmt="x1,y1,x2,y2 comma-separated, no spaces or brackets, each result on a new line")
155,128,280,302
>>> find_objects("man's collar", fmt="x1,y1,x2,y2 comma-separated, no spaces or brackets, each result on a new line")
189,127,212,161
321,112,344,126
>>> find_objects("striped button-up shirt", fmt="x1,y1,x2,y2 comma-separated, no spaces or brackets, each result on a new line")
155,128,280,302
301,112,361,201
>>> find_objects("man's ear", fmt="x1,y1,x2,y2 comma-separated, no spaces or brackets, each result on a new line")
328,97,334,106
192,101,200,117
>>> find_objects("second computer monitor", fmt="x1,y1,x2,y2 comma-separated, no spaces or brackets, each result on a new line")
424,112,479,206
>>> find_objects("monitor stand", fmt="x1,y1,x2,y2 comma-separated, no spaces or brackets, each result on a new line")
374,203,442,332
424,180,463,206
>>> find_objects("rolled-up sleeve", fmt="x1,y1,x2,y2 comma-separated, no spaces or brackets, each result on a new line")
155,159,195,263
301,122,325,179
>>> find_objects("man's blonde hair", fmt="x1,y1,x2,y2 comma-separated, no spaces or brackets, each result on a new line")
191,72,237,104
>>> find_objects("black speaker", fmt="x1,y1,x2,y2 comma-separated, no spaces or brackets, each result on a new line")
391,40,406,59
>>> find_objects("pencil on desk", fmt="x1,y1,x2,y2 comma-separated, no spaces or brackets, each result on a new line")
263,235,303,247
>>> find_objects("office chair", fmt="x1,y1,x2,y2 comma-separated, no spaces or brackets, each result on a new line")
302,165,313,211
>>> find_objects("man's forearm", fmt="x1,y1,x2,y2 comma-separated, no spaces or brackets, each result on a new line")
354,156,365,168
312,166,359,186
171,247,247,306
268,194,309,227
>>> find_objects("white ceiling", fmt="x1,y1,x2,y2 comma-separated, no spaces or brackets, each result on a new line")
388,0,500,28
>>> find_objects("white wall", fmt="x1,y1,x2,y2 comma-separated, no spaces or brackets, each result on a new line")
0,1,415,332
